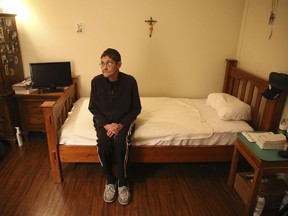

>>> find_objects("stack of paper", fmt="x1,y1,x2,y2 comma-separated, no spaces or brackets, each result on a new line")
256,133,286,150
242,131,274,143
12,80,33,94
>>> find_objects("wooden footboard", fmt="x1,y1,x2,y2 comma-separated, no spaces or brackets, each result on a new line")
42,61,287,183
41,77,78,183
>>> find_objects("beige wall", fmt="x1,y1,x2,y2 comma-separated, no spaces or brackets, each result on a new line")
11,0,244,98
236,0,288,119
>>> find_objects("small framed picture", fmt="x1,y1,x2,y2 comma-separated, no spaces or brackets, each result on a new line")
5,18,12,27
14,56,18,64
0,27,4,42
4,64,9,75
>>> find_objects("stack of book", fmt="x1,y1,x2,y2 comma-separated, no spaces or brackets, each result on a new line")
242,131,286,150
12,80,33,94
256,133,286,150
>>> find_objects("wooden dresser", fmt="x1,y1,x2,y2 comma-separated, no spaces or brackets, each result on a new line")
15,77,78,140
0,13,24,144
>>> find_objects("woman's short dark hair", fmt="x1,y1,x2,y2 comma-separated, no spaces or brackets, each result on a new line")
101,48,121,63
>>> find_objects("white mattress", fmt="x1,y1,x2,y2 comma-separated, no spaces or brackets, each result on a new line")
59,97,253,146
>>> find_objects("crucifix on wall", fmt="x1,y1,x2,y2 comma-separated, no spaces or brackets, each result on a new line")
145,17,157,37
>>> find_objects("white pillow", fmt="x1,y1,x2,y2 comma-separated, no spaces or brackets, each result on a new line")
206,93,251,121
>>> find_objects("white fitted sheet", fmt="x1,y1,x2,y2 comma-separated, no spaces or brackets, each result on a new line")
59,97,253,146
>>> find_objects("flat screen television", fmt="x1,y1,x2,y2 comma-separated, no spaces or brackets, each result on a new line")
29,62,72,92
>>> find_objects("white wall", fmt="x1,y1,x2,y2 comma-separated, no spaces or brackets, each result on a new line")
11,0,244,98
237,0,288,119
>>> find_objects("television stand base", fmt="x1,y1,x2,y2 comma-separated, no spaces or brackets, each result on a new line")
38,87,65,94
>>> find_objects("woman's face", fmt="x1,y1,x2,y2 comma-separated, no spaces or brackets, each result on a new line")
100,56,122,81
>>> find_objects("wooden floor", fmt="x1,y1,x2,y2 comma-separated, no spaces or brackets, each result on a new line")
0,133,268,216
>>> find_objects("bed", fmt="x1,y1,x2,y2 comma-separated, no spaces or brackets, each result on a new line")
41,59,287,183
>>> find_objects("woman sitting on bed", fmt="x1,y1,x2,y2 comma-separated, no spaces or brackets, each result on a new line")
88,48,142,205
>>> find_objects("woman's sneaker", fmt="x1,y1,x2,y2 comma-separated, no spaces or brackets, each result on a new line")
118,185,131,205
104,182,117,203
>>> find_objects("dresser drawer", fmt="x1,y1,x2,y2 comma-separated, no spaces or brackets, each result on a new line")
20,99,46,128
0,98,7,136
0,97,5,116
0,116,7,136
24,101,44,115
25,113,45,126
0,95,16,142
17,97,59,133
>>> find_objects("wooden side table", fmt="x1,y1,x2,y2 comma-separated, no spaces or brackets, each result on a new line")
16,91,62,139
228,132,288,215
15,76,78,140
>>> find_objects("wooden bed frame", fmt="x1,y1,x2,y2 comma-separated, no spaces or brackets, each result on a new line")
41,59,287,183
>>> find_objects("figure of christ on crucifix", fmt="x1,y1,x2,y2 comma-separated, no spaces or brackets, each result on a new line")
145,17,157,37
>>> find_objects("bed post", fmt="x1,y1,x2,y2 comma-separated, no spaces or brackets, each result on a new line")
41,101,63,184
72,76,79,100
223,59,238,93
261,92,287,132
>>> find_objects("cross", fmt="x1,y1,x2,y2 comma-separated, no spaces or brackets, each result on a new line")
145,17,157,37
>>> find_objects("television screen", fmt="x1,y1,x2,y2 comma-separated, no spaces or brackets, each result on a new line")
29,62,72,91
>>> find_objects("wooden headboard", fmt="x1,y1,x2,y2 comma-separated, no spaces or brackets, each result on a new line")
223,59,287,132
